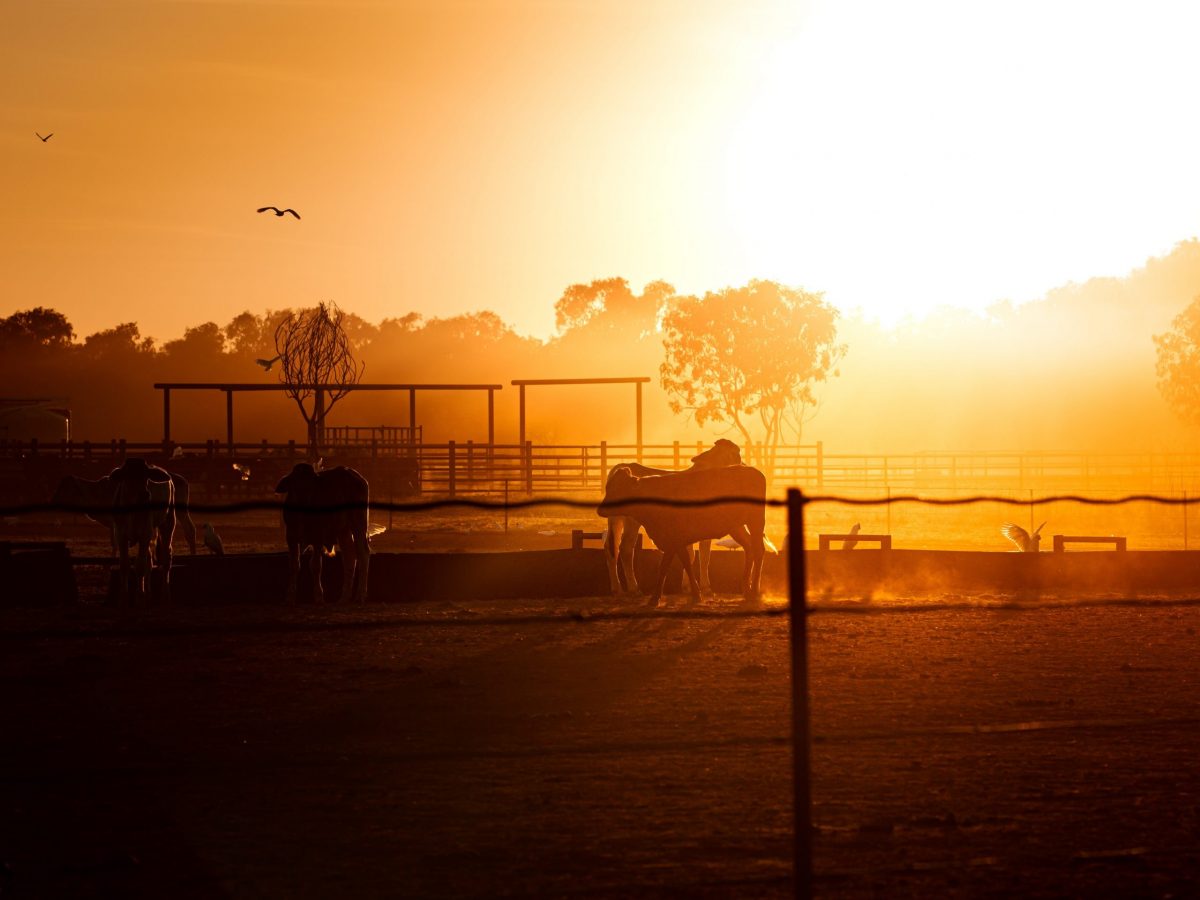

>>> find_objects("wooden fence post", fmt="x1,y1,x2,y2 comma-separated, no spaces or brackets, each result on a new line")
600,441,608,490
674,440,680,469
448,441,457,498
525,440,534,494
786,488,813,900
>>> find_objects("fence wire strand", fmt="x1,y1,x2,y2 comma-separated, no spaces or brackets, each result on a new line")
10,488,1200,517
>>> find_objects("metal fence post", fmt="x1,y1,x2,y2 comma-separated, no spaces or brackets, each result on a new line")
786,488,812,900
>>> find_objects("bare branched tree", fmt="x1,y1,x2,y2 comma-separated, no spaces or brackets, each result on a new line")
274,301,365,454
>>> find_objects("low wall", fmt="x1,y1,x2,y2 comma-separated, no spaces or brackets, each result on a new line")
42,547,1200,607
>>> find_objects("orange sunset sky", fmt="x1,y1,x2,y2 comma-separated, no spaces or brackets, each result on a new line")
4,0,1200,342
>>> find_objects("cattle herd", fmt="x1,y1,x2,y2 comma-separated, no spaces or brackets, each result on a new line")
48,441,767,606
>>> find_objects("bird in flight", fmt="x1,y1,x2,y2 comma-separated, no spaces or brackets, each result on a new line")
36,132,53,142
256,354,281,372
257,206,300,219
1001,521,1046,552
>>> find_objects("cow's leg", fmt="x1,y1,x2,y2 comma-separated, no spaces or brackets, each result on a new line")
310,549,325,603
181,511,198,555
618,520,641,594
136,540,152,604
157,523,175,605
338,533,356,603
115,540,130,607
679,545,703,605
604,518,623,595
285,542,301,603
726,525,757,600
648,545,679,607
355,533,370,602
748,524,766,600
697,540,714,594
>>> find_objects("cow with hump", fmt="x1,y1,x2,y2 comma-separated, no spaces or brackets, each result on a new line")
598,462,767,606
275,462,370,603
602,438,742,597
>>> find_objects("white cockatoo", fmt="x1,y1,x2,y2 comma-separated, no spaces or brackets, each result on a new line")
1001,522,1046,552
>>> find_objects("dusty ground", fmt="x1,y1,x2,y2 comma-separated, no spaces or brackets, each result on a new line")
3,585,1200,899
3,508,1200,897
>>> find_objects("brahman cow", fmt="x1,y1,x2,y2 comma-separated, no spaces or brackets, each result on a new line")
110,458,177,605
599,464,767,606
53,471,198,556
603,439,742,597
275,463,370,603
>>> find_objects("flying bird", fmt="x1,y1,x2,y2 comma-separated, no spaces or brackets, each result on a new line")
257,206,300,219
203,522,225,556
844,522,862,550
366,522,387,539
35,132,53,142
1001,521,1046,552
256,355,281,371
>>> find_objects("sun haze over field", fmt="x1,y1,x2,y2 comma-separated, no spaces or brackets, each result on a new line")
4,0,1200,340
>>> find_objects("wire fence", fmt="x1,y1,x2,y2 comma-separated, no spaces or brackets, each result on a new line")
5,489,1200,898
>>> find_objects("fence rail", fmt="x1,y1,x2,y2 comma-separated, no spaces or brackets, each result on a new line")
6,438,1200,499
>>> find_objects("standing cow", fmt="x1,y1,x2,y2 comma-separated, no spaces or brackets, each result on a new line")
599,464,767,606
275,463,370,603
603,439,742,597
110,458,177,606
53,471,198,556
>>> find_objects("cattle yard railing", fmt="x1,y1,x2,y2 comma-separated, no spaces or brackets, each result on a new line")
6,439,1200,499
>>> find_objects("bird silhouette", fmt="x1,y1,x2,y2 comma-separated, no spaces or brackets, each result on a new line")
714,535,779,553
203,522,225,556
844,522,862,550
256,354,281,371
1001,521,1046,552
257,206,300,219
35,132,53,142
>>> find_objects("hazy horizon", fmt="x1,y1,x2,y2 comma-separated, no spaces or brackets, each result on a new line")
6,0,1200,342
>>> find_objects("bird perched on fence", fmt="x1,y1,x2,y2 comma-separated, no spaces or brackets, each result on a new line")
256,354,281,372
1001,521,1045,552
844,522,862,550
203,522,225,555
257,206,300,219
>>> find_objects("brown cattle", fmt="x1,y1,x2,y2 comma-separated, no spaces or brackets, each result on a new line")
275,463,370,603
110,458,177,605
603,438,742,597
599,464,767,605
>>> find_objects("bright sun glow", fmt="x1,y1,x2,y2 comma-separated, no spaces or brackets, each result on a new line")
721,0,1200,322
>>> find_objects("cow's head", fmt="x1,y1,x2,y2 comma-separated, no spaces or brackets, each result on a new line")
692,438,741,468
275,462,319,495
110,458,153,508
597,465,638,517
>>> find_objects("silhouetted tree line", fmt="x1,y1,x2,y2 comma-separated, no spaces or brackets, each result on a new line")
6,238,1200,452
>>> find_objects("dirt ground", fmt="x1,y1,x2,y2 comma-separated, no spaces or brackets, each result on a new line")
3,581,1200,899
4,507,1200,897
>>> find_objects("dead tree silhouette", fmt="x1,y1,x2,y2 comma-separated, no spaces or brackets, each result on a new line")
274,301,364,455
